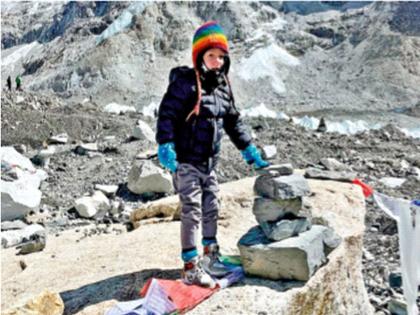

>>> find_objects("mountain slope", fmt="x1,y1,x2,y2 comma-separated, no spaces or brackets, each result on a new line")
1,1,419,115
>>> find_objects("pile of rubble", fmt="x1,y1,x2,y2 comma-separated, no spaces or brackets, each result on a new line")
1,90,63,112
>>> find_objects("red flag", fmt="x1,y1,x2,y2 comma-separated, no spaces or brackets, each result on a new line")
352,178,374,198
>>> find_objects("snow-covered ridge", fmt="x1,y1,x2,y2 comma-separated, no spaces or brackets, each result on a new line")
400,128,420,139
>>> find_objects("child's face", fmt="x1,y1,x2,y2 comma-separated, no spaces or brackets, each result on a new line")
203,48,226,71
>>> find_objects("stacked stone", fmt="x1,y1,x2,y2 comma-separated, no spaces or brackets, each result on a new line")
237,164,342,281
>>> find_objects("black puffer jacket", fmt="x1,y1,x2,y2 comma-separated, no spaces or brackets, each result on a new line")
156,66,251,172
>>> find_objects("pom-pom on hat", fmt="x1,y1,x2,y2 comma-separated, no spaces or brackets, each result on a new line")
192,21,229,69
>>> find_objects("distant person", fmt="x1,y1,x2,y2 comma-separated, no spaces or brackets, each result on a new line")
15,75,22,91
7,76,12,91
156,21,269,288
317,117,327,133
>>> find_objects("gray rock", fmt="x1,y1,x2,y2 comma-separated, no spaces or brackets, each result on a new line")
136,149,157,160
1,220,28,231
304,168,356,182
363,248,375,261
87,151,103,159
400,160,410,170
255,163,294,176
1,162,19,181
127,160,173,194
120,210,132,223
31,145,72,168
30,154,50,168
320,158,349,171
94,184,119,197
389,270,402,288
13,144,27,154
388,298,407,315
17,235,46,255
238,225,337,281
110,201,123,215
98,138,120,153
74,191,110,218
49,133,68,144
1,148,48,221
253,197,303,224
1,224,46,248
37,146,58,158
254,174,310,200
322,227,342,255
132,119,155,142
74,143,98,155
262,145,277,160
260,217,312,241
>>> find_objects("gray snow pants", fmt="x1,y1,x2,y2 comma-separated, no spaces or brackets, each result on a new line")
173,163,220,250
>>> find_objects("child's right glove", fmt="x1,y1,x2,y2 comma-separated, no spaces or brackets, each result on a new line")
241,144,269,169
158,142,178,173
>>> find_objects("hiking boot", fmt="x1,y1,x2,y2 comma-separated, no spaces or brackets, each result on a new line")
202,243,230,277
182,256,216,288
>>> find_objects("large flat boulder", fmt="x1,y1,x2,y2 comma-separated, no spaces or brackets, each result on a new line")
1,176,373,315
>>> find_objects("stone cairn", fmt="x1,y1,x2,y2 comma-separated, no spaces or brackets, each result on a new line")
237,164,342,281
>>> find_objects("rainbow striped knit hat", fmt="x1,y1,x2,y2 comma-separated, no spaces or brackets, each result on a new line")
192,21,229,69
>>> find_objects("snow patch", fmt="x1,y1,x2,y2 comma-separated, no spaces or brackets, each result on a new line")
245,17,287,43
240,106,391,136
103,102,136,115
238,43,299,94
269,17,288,31
326,120,382,135
142,101,159,118
242,103,278,119
291,116,382,135
292,116,320,130
278,112,291,121
400,127,420,139
96,2,150,45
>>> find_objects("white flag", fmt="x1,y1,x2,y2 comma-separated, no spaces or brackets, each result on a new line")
373,192,420,315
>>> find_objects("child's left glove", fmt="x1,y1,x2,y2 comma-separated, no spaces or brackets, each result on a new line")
158,142,178,173
241,144,269,169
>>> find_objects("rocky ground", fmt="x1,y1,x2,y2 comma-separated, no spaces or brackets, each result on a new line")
1,90,420,313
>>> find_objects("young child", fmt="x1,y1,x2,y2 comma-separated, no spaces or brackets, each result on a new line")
156,21,269,288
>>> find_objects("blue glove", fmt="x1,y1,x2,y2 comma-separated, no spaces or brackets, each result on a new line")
158,142,178,173
241,144,269,169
